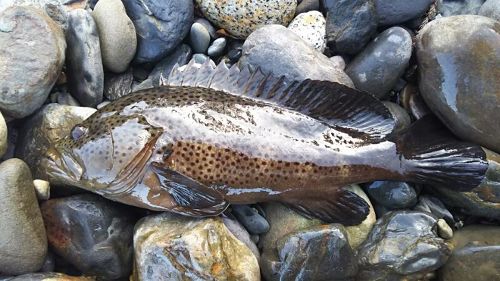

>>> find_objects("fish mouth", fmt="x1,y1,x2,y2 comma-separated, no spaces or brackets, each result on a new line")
44,146,83,186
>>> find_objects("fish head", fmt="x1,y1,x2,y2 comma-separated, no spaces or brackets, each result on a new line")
45,112,163,193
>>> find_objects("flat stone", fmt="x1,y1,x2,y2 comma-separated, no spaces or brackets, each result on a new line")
148,44,192,86
346,26,412,99
65,9,103,107
122,0,193,63
92,0,136,73
0,6,66,118
0,158,47,275
196,0,296,39
239,24,353,86
375,0,434,25
479,0,500,20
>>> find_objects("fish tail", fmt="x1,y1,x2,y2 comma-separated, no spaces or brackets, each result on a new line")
393,116,488,191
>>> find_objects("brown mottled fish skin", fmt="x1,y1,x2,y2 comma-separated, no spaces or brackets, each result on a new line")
45,85,488,224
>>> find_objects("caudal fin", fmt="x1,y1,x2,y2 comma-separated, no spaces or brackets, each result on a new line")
393,116,488,191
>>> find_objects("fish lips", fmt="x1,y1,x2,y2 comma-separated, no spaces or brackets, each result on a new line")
44,146,83,186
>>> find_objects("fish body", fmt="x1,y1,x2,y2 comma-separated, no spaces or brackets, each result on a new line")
46,61,488,225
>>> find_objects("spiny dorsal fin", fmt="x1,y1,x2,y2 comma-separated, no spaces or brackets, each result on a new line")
160,59,395,140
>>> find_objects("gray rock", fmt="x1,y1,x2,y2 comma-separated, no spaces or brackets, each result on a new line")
287,11,326,52
192,53,210,64
231,205,270,235
92,0,136,73
0,6,66,118
414,195,454,225
149,44,192,86
437,219,453,239
122,0,193,63
5,272,94,281
296,0,319,14
103,69,134,100
375,0,434,25
194,17,217,39
416,15,500,152
41,194,136,280
66,9,103,107
207,37,227,57
438,0,485,16
346,26,412,99
479,0,500,20
0,158,47,275
0,112,7,158
190,22,211,54
364,181,418,209
399,83,432,120
323,0,378,55
329,55,346,70
382,101,411,134
33,179,50,201
56,92,80,106
239,25,353,86
357,211,450,280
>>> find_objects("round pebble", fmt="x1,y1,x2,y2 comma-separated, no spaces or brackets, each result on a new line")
207,37,227,57
287,11,326,52
364,181,418,209
231,205,270,235
375,0,434,25
190,22,211,54
437,218,454,239
33,179,50,201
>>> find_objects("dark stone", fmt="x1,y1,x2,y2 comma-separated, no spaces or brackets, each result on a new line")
231,205,270,235
322,0,378,55
382,101,411,134
190,22,211,54
103,69,134,101
357,211,451,280
346,26,412,99
296,0,319,14
375,0,434,25
438,0,485,16
40,194,137,280
364,181,418,209
148,44,192,86
5,272,94,281
414,195,454,225
122,0,193,63
207,37,227,57
65,9,103,107
399,83,432,120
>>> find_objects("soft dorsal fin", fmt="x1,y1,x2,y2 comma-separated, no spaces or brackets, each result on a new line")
160,59,395,140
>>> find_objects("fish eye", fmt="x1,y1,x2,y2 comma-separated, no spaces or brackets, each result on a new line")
71,125,88,141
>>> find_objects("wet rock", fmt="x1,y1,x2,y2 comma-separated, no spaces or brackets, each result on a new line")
149,44,192,86
5,273,95,281
296,0,319,14
0,112,7,158
190,22,210,54
417,15,500,152
196,0,296,39
344,184,376,249
438,0,485,16
66,9,103,107
0,159,47,275
16,104,96,179
450,225,500,248
375,0,434,25
288,11,326,52
103,69,134,100
207,37,227,57
414,195,454,224
41,194,136,279
221,216,260,259
0,6,66,118
323,0,378,55
194,18,217,39
399,83,432,120
357,211,450,280
479,0,500,20
92,0,136,73
382,101,411,134
33,179,50,201
437,219,453,239
133,213,260,281
240,25,353,86
231,205,270,235
364,181,418,209
346,26,412,99
122,0,193,63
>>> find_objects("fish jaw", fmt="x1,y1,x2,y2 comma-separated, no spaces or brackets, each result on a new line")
44,146,84,188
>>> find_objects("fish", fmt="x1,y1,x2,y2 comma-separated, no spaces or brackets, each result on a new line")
45,60,489,225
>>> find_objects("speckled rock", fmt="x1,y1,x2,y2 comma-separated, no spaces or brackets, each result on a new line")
0,159,47,275
0,112,7,158
122,0,192,63
287,11,326,52
92,0,136,73
132,213,260,281
15,104,96,179
65,9,103,107
41,194,136,280
479,0,500,20
196,0,296,39
5,273,95,281
357,211,450,280
417,15,500,152
438,0,485,16
0,6,66,118
239,25,353,86
148,44,192,86
375,0,434,25
346,26,412,99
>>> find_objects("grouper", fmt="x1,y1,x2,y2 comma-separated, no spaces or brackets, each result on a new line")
45,60,490,225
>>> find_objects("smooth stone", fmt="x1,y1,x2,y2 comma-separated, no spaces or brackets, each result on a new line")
231,205,270,235
190,22,211,54
414,195,454,225
296,0,319,14
357,211,450,280
33,179,50,201
437,219,453,239
195,0,296,39
438,0,485,16
92,0,136,73
322,0,378,55
65,9,103,107
103,69,134,100
0,6,66,118
5,273,95,281
149,44,192,86
382,101,411,134
227,40,243,62
346,26,412,99
194,17,217,39
56,92,80,106
0,112,7,157
329,55,346,70
240,25,353,86
41,194,136,279
375,0,434,25
122,0,193,63
192,53,210,64
207,37,227,57
479,0,500,20
364,181,418,209
0,159,47,275
417,15,500,152
15,104,96,180
222,217,260,259
287,11,326,52
133,213,260,281
399,83,432,120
